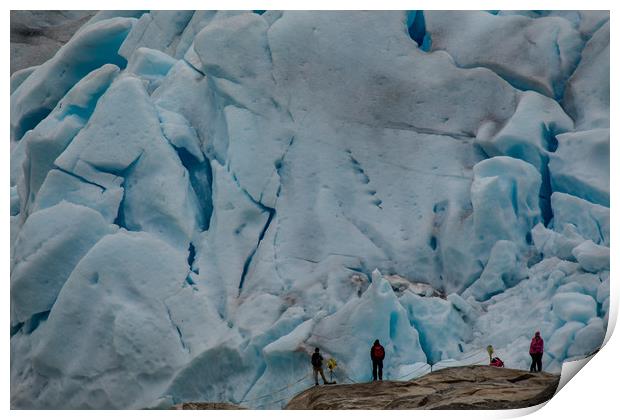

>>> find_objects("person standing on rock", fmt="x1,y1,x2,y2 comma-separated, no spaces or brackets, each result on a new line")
486,345,494,363
529,331,544,372
370,339,385,381
311,348,329,386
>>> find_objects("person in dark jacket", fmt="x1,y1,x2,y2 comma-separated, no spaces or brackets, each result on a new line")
529,331,544,372
370,339,385,381
311,347,329,385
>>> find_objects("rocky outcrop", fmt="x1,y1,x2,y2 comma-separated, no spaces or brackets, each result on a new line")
285,366,560,410
10,11,96,74
171,402,244,410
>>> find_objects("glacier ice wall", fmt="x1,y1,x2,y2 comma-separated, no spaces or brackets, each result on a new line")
10,10,609,409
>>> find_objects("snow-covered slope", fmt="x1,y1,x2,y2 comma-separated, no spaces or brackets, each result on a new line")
10,10,609,409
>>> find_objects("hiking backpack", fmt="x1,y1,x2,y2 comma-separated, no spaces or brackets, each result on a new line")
490,357,504,368
372,345,385,360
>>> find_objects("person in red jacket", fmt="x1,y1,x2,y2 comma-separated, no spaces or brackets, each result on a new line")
370,339,385,381
529,331,544,372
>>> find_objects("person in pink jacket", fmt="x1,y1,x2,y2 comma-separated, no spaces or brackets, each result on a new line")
529,331,544,372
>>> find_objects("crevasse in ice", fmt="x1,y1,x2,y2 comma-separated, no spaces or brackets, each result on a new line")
10,11,609,408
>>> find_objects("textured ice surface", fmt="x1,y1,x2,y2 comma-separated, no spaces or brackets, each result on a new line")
531,222,585,261
572,241,610,273
496,11,609,39
471,156,541,253
563,21,610,130
552,292,597,323
15,64,120,219
399,290,472,364
31,169,123,222
56,75,204,249
10,66,38,94
549,128,609,206
551,192,609,246
118,11,194,61
126,47,176,93
11,17,134,142
462,240,523,301
10,10,609,409
11,202,117,324
425,11,583,98
12,231,191,409
566,317,606,358
475,91,573,173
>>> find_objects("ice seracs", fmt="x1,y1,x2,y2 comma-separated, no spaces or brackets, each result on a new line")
548,128,609,207
11,17,135,142
425,11,583,98
11,202,117,326
10,10,609,409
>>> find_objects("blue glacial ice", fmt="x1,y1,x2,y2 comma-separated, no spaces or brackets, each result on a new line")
562,21,610,130
424,11,584,98
10,10,609,408
11,17,135,143
549,128,609,207
11,202,117,325
14,64,120,219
